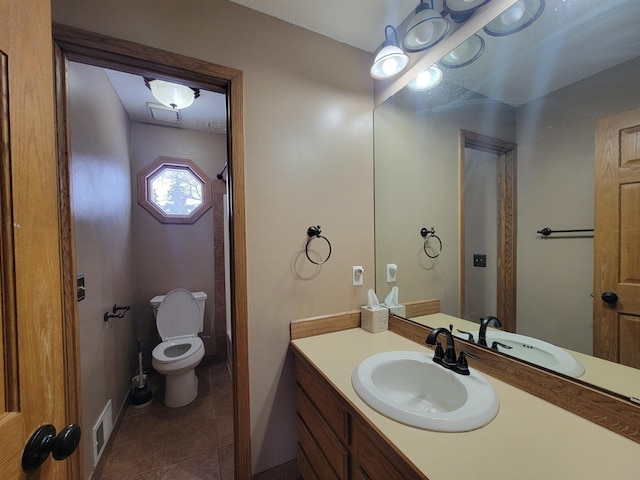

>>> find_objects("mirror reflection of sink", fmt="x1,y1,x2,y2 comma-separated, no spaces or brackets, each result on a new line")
351,350,499,432
465,330,585,378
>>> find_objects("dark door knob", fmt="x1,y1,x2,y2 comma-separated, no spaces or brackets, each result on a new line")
601,291,619,304
22,424,81,472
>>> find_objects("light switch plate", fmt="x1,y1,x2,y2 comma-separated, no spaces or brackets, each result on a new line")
77,274,86,301
473,254,487,268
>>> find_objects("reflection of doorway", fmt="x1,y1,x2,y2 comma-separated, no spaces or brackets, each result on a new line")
54,26,250,478
459,130,517,332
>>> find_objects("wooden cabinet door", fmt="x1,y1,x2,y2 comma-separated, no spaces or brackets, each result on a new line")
0,1,76,478
594,106,640,367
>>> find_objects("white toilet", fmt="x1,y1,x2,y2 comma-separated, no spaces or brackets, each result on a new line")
150,288,207,408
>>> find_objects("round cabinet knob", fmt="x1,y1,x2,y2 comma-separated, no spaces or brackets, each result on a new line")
601,291,619,304
22,424,81,472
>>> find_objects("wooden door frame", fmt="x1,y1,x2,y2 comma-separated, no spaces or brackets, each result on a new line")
53,25,251,479
459,130,517,332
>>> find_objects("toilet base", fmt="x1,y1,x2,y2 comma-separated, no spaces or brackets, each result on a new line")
163,369,199,408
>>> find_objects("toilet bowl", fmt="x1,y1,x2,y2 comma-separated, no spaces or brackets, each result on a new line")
150,288,207,408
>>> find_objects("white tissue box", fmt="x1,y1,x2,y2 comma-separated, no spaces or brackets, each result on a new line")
387,305,406,318
360,306,388,333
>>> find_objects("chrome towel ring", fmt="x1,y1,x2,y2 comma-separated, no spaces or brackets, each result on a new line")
421,227,442,258
306,225,332,265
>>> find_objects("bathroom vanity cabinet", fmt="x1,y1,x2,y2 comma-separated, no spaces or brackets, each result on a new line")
290,323,639,479
293,349,425,480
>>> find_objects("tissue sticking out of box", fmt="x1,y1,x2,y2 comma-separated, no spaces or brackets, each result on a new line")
383,286,399,307
361,289,388,333
383,286,406,317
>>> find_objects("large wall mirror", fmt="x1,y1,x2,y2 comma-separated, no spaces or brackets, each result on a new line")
374,0,640,403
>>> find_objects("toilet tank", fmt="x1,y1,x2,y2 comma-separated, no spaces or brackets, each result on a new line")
150,290,207,333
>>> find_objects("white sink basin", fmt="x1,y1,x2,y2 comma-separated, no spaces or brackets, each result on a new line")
465,330,584,378
351,350,499,432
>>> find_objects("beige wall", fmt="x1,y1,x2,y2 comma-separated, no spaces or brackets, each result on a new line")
374,97,515,315
130,122,227,359
516,57,640,353
68,62,135,477
52,0,375,473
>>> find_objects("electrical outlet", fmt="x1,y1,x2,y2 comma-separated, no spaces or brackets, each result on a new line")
386,263,398,283
352,266,364,286
473,254,487,268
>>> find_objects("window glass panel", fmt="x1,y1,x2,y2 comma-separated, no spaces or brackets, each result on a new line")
150,167,204,216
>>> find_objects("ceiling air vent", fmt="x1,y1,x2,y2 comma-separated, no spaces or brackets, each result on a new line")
147,102,181,123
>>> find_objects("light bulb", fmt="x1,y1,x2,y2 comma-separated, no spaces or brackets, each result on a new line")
382,57,399,75
415,71,433,88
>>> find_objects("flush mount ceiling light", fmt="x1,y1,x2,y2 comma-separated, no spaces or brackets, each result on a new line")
144,78,200,110
483,0,545,36
407,65,444,91
402,0,452,53
439,34,485,68
370,25,410,80
442,0,492,23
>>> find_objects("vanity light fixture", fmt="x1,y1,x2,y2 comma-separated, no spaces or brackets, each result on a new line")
370,25,410,80
402,0,452,53
439,34,485,68
144,78,200,110
442,0,492,23
407,65,444,91
483,0,545,36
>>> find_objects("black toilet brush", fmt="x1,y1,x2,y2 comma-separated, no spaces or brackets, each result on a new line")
131,339,153,408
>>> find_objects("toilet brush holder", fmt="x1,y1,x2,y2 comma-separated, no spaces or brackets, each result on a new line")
131,339,153,408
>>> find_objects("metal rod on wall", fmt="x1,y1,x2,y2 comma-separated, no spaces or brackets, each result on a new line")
537,227,594,237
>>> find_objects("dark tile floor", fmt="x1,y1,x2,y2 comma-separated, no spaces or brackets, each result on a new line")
98,361,234,480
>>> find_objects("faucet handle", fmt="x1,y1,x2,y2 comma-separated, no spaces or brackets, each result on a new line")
455,351,478,375
456,329,475,343
491,341,513,352
433,341,445,361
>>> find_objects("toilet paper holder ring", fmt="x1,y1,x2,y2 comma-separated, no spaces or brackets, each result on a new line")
305,225,332,265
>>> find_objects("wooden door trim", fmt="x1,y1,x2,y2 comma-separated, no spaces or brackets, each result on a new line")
459,130,517,331
54,43,84,480
52,25,251,479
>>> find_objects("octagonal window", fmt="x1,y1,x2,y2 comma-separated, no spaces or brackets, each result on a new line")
138,157,212,224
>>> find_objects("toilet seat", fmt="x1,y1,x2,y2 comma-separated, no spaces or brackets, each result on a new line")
156,288,201,341
152,336,204,364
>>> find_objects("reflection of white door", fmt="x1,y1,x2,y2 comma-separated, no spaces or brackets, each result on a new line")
0,1,80,477
594,106,640,368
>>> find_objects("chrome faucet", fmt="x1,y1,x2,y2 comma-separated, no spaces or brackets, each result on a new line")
478,316,503,347
425,327,474,375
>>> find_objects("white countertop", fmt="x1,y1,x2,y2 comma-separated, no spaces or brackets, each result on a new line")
292,327,639,480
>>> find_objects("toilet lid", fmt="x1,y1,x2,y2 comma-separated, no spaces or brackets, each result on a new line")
156,288,201,341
